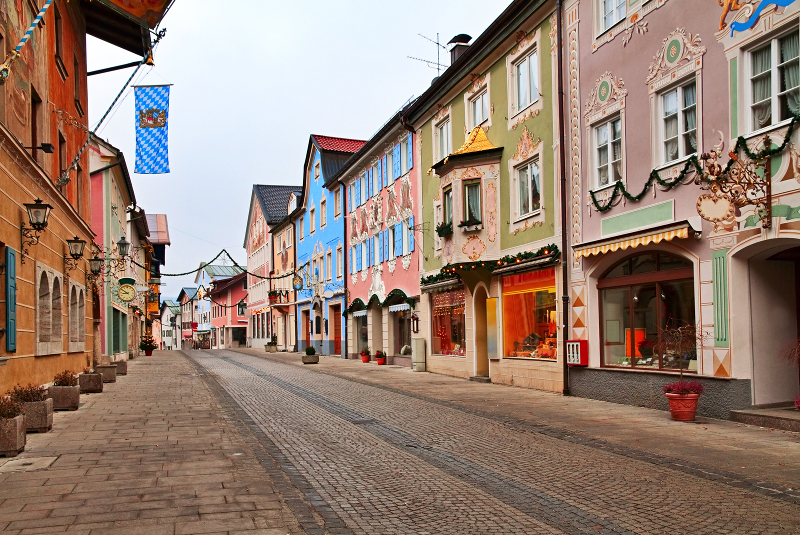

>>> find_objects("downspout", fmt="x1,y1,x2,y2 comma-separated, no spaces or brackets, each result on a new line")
556,0,571,396
342,180,349,359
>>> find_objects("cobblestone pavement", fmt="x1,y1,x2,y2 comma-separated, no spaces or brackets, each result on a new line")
187,349,800,535
0,352,304,535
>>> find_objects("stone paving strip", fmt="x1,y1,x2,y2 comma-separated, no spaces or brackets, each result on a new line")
0,352,307,535
193,349,800,535
232,348,800,492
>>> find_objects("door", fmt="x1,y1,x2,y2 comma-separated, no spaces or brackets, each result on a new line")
332,305,342,354
303,310,310,345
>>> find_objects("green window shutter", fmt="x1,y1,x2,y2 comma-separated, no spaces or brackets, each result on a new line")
5,247,17,352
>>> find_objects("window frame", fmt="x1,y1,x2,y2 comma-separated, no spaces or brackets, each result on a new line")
513,49,539,114
462,179,482,225
443,186,453,226
600,0,626,33
334,188,341,217
469,90,489,129
336,246,343,279
314,161,321,181
514,159,541,221
746,26,800,135
320,199,327,228
659,80,698,165
434,116,451,162
310,207,316,234
593,116,623,191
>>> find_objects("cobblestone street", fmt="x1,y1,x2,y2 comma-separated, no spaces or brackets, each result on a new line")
2,350,800,534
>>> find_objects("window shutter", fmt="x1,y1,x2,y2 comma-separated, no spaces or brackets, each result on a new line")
356,244,362,271
382,155,388,187
349,247,353,274
365,172,370,200
5,246,16,351
382,229,388,261
355,178,361,207
347,186,352,213
367,238,372,268
409,216,415,252
377,160,383,191
407,134,413,169
394,223,403,257
393,144,401,180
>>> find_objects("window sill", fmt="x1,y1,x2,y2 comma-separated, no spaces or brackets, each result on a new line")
743,118,794,142
513,209,542,225
432,353,466,358
655,154,695,173
510,98,541,122
459,223,483,232
599,364,700,375
589,182,619,196
502,356,558,362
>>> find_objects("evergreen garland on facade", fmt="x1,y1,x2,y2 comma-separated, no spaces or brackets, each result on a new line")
420,244,560,285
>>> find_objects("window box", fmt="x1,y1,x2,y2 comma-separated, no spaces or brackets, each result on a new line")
435,222,453,238
458,219,483,232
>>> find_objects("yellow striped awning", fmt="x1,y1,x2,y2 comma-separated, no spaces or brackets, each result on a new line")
573,224,691,260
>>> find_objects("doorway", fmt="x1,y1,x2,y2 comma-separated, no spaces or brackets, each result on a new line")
331,304,342,354
473,285,489,378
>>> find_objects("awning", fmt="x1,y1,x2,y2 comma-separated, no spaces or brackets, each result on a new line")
388,303,411,312
572,221,696,260
352,310,367,318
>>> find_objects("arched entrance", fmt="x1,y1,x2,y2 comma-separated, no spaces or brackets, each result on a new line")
473,285,489,378
731,239,800,406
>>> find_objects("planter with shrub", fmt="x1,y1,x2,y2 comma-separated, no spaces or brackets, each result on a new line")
9,384,52,433
302,345,319,365
79,369,103,394
0,397,25,457
139,333,158,357
48,370,80,411
375,350,387,365
265,335,278,353
360,348,371,363
662,381,704,421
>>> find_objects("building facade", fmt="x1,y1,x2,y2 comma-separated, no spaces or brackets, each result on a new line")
209,272,247,349
270,207,299,352
338,114,422,366
296,135,364,356
178,286,198,349
160,300,179,350
407,0,565,390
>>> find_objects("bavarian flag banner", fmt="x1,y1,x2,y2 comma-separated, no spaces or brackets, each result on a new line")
134,85,170,174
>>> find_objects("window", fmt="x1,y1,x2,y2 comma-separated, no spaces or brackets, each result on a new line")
595,118,622,189
503,269,557,359
471,91,488,128
286,228,292,248
326,251,332,281
76,165,83,217
599,252,696,371
54,5,66,79
750,31,800,132
356,314,369,352
514,51,538,112
661,82,697,163
58,131,67,188
463,180,482,224
334,188,341,216
310,208,316,233
299,216,304,240
314,161,320,180
443,187,453,225
601,0,626,32
337,247,343,278
436,119,451,161
432,289,466,356
517,160,541,217
30,86,42,164
73,56,83,117
320,199,327,227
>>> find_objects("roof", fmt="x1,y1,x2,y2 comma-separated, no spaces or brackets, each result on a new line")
161,300,180,315
311,135,366,154
432,126,503,173
255,185,303,225
81,0,155,56
146,214,171,245
91,137,136,207
177,287,198,302
210,272,246,295
128,206,150,240
196,264,245,284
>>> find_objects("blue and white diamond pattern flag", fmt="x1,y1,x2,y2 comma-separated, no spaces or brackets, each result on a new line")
134,85,170,174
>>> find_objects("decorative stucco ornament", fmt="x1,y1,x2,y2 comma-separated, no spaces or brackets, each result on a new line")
388,258,396,274
462,236,486,261
402,253,412,271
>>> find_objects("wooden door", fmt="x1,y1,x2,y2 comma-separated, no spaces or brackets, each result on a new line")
303,310,310,345
332,305,342,354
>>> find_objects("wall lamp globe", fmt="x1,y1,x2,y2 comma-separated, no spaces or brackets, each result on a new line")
24,198,53,231
117,236,131,258
88,256,103,275
66,236,86,260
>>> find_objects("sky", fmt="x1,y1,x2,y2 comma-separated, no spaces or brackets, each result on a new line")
87,0,510,297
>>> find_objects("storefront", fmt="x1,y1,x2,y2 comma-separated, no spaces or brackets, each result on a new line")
353,310,368,354
431,288,466,356
501,269,558,361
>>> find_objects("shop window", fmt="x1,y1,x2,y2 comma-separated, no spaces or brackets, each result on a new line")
432,289,466,356
355,314,369,352
599,252,696,371
395,310,412,354
502,269,557,359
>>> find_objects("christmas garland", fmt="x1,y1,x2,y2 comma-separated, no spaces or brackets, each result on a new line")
420,244,560,285
589,114,800,213
344,289,417,314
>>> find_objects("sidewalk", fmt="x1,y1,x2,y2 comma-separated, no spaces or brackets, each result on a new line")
233,348,800,492
0,351,303,535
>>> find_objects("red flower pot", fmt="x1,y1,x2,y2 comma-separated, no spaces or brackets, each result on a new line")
361,355,370,363
145,349,153,356
665,393,700,421
376,357,386,365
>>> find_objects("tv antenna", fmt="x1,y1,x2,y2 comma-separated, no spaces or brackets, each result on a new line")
408,33,448,76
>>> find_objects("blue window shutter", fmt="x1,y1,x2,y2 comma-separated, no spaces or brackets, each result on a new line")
367,238,371,268
347,186,352,213
394,223,403,256
349,247,353,274
393,144,401,180
364,172,369,200
355,178,361,206
409,216,415,252
377,160,382,191
369,169,374,197
356,245,362,271
378,231,384,263
382,155,388,187
407,134,413,169
5,246,16,351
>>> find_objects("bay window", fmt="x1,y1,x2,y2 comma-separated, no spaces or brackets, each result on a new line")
443,187,453,225
463,180,482,224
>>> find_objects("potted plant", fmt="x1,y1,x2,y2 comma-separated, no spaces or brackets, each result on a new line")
268,290,282,305
360,348,371,363
8,384,52,433
48,370,80,411
435,222,453,238
0,397,25,457
265,334,278,353
79,368,103,394
139,333,157,357
375,350,387,366
303,345,319,365
654,322,704,421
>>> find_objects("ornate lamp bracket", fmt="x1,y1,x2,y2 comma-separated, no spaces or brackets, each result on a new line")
19,225,41,265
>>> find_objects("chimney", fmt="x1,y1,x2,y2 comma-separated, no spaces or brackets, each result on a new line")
448,34,472,65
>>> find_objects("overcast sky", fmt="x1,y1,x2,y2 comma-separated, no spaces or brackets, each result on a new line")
87,0,510,297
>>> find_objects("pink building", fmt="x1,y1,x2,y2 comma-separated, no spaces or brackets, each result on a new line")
209,272,248,349
338,110,422,366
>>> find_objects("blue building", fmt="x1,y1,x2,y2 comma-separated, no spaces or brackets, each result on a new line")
295,135,365,355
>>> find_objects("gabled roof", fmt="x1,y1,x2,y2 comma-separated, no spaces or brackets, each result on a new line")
128,206,150,240
209,272,246,295
177,287,198,302
311,135,366,154
146,214,171,245
161,300,180,315
256,185,303,224
194,263,245,284
305,135,366,189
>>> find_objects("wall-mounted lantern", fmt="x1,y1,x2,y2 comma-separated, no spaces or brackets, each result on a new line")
64,236,86,275
116,236,131,258
411,313,420,334
20,198,53,264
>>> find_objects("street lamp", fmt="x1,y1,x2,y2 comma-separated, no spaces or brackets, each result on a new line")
20,198,53,264
116,236,131,258
88,256,103,275
237,301,246,316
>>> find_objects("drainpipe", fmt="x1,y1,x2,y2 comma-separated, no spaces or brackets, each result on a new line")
556,0,571,396
342,180,349,359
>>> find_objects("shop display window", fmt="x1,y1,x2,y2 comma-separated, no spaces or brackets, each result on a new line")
600,252,696,371
432,289,466,355
356,315,369,352
502,268,557,359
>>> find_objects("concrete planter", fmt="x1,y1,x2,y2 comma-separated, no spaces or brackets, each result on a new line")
95,364,117,383
265,345,277,353
79,373,103,393
48,385,80,411
115,361,128,376
22,399,53,433
0,415,26,457
302,354,319,365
